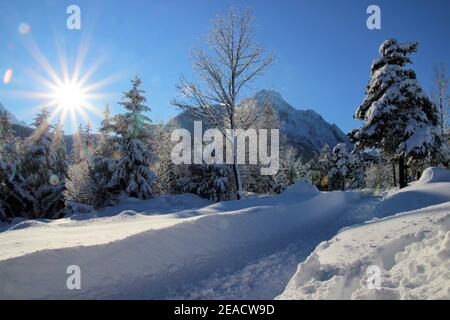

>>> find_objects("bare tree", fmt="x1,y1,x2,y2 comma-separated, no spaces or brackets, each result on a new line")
431,63,450,137
172,8,274,199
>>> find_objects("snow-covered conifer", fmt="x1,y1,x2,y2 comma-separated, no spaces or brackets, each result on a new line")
352,39,441,188
0,108,66,219
328,143,353,191
181,164,231,202
53,122,69,181
112,77,156,199
0,111,15,144
275,146,306,190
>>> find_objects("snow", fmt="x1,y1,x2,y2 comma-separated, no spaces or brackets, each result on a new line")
0,183,362,299
278,168,450,300
417,167,450,185
278,203,450,300
1,169,449,299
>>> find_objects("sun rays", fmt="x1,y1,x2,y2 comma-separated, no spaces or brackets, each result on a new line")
9,32,117,131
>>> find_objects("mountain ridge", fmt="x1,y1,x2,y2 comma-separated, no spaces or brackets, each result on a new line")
170,90,351,160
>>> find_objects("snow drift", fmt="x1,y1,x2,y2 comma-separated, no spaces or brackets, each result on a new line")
0,182,357,299
278,203,450,300
278,168,450,300
417,167,450,185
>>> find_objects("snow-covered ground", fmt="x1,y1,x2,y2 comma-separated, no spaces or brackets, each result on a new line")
279,168,450,300
0,168,449,299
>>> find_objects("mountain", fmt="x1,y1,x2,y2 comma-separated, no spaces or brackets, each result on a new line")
0,102,34,138
169,90,351,160
0,103,27,127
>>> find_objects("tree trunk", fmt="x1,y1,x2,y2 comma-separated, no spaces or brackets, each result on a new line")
392,162,397,187
231,118,243,200
232,161,242,200
398,156,407,189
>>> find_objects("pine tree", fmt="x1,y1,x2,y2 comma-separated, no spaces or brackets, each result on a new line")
66,161,97,206
71,124,85,164
99,104,113,135
112,77,156,199
328,143,355,191
53,122,69,181
307,144,332,190
83,124,95,162
0,108,66,219
351,39,441,188
84,105,121,208
0,111,15,145
181,164,231,202
275,146,306,190
0,113,19,221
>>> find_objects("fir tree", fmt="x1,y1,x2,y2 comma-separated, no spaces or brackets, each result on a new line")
53,122,69,181
71,124,85,164
181,164,231,202
0,111,15,144
99,104,113,135
328,143,355,191
112,77,156,199
351,39,441,188
275,146,306,191
0,108,66,219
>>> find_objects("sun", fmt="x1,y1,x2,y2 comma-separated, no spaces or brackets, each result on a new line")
52,81,86,111
10,36,118,131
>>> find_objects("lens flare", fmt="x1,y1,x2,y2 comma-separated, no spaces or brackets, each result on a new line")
3,69,13,85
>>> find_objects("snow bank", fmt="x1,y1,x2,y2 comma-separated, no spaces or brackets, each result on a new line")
417,167,450,185
279,181,319,198
373,175,450,219
278,203,450,300
0,187,358,299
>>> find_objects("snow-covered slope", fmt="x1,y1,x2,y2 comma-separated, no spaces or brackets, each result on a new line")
245,90,351,159
170,90,350,160
0,103,27,126
278,168,450,300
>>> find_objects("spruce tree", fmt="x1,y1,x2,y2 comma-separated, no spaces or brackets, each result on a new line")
352,39,441,188
181,164,231,202
0,108,66,219
53,122,69,181
0,111,15,145
112,77,156,199
275,146,305,190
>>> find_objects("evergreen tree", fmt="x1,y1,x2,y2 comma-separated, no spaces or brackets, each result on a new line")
0,113,19,221
0,108,66,219
0,111,15,145
53,122,69,181
275,146,306,191
85,105,121,208
71,124,85,164
328,143,355,191
181,164,231,202
99,104,113,135
111,77,156,199
83,124,95,162
308,144,332,190
351,39,441,188
66,161,97,206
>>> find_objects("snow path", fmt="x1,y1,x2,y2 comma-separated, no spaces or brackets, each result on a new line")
0,184,370,299
3,176,449,300
166,193,381,299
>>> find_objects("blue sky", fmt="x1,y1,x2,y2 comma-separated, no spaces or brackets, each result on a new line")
0,0,449,134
